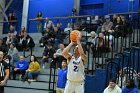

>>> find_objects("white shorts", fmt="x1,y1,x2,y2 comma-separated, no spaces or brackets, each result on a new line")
64,80,84,93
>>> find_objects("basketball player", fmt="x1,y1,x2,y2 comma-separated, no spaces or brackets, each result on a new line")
62,34,87,93
0,51,9,93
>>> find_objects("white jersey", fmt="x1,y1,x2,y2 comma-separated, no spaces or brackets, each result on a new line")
67,56,85,82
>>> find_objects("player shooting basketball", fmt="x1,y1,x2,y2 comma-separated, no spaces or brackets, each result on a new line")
62,31,87,93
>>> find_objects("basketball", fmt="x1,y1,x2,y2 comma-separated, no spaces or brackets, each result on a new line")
70,30,82,42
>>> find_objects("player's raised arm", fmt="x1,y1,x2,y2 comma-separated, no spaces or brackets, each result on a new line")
76,34,87,64
62,41,73,63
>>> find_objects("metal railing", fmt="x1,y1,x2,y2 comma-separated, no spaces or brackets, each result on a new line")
104,11,140,87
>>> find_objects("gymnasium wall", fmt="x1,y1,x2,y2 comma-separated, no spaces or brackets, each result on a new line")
80,0,139,16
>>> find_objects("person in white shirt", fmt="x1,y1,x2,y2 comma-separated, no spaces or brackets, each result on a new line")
103,79,122,93
55,43,66,68
64,23,72,34
63,33,87,93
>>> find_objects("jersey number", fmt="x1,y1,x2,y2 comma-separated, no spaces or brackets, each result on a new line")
73,66,78,72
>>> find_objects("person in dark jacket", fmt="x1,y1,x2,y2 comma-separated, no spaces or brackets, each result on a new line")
22,32,35,50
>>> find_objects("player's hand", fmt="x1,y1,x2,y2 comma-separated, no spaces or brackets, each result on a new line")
76,32,81,43
70,40,75,44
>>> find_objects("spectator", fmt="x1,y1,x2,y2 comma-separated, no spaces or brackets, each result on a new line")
9,25,17,36
53,27,63,49
64,23,73,44
55,43,65,56
96,33,111,53
13,56,29,80
17,26,26,51
103,79,121,93
87,31,97,56
43,17,54,30
112,16,123,38
87,31,97,53
43,26,55,46
112,14,118,24
121,16,132,36
4,32,11,47
101,15,114,48
54,43,66,68
24,55,40,81
57,22,66,42
50,54,59,68
42,43,55,67
56,60,67,93
19,26,26,34
22,32,35,50
121,79,138,93
8,43,19,66
36,11,43,32
64,23,72,34
102,15,113,33
7,33,18,48
102,15,113,39
39,27,50,47
0,51,9,93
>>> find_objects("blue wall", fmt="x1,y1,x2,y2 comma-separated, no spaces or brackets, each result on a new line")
80,0,104,16
80,0,139,16
28,0,74,33
108,0,138,14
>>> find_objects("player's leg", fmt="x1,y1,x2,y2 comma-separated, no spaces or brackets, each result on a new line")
64,80,74,93
75,81,84,93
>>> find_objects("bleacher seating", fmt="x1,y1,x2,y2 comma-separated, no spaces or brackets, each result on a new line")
1,26,140,93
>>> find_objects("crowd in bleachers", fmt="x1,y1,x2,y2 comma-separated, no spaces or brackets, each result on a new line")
0,14,135,64
0,11,140,93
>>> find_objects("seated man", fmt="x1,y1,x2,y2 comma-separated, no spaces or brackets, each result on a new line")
54,43,66,68
13,56,29,80
103,79,121,93
87,31,97,54
96,33,111,53
42,43,55,67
